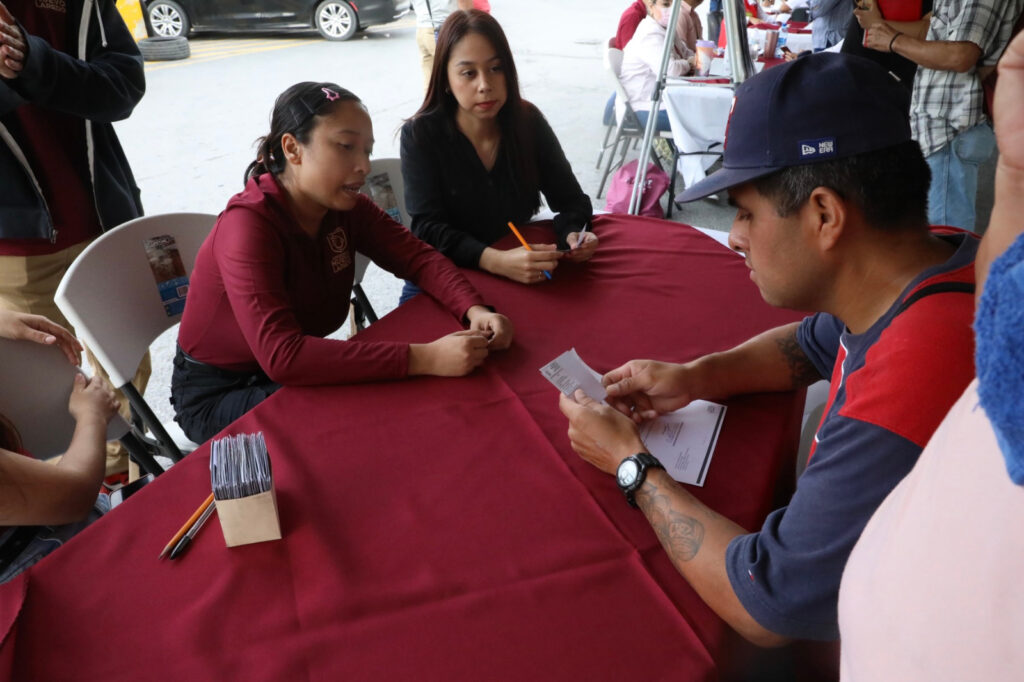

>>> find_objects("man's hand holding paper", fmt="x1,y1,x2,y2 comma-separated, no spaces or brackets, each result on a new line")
603,359,699,423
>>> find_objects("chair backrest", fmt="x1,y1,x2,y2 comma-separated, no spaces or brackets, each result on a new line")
0,338,127,458
604,46,641,129
55,212,217,388
354,157,409,297
362,157,410,228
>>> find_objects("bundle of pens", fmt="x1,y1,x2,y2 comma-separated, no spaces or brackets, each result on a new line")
210,432,282,548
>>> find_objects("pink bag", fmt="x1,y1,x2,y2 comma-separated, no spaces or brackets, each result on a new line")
604,160,669,218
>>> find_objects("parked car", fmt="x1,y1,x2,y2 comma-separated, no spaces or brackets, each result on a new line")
144,0,410,41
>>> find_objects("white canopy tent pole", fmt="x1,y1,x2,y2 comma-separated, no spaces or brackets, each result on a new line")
627,0,756,215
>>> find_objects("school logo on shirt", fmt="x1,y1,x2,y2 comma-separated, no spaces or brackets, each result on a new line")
326,227,352,273
35,0,66,12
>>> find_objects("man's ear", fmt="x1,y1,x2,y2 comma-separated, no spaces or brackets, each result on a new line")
281,133,302,166
806,186,846,251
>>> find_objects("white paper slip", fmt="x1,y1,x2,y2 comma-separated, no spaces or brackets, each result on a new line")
539,348,607,402
638,400,726,487
540,348,727,487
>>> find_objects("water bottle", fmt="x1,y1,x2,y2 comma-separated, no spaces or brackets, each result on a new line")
778,24,788,57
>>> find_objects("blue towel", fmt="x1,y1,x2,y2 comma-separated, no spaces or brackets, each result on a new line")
975,232,1024,485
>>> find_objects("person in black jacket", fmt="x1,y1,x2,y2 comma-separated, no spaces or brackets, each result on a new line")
0,0,146,474
400,9,595,300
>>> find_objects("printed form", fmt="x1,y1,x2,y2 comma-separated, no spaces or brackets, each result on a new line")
541,349,726,487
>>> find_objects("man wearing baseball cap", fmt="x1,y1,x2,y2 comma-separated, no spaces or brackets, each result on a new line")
558,52,978,646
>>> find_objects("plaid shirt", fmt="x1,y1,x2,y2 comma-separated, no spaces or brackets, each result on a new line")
911,0,1024,156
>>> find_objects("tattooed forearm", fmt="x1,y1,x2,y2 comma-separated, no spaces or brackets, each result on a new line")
637,481,705,562
775,332,822,388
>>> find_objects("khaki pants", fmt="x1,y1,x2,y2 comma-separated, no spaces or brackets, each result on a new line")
0,242,152,476
416,26,437,90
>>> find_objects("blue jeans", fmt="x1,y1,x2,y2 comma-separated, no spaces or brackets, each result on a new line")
634,108,672,133
399,280,421,305
926,122,995,232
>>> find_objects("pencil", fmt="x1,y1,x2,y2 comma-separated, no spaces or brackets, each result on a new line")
159,492,215,559
506,221,552,280
168,502,217,560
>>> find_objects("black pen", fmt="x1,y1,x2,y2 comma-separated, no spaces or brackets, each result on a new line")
168,502,216,560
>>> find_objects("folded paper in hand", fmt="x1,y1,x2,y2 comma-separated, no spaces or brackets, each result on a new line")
540,349,726,486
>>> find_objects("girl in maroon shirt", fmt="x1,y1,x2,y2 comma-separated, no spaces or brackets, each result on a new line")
172,82,513,444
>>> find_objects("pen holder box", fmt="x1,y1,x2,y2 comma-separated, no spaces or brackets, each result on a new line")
216,486,282,548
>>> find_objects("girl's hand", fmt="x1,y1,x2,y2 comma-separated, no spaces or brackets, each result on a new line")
68,374,119,425
564,231,599,263
479,245,561,284
408,330,490,377
0,310,82,365
465,306,515,350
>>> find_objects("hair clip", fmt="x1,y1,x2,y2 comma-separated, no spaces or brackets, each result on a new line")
322,87,340,102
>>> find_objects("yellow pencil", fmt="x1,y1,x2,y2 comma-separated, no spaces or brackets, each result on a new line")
506,221,552,280
159,492,215,559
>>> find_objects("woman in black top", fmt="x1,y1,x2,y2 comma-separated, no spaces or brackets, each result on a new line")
400,10,595,299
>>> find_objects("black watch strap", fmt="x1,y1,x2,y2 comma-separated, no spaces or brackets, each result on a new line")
619,452,664,508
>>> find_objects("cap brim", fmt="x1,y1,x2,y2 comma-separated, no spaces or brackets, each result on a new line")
675,165,781,203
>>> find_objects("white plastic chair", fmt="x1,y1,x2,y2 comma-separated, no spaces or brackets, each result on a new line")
349,157,409,330
364,157,410,228
55,213,216,462
0,337,168,474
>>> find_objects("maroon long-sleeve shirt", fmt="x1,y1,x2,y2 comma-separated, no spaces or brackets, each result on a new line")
177,174,485,385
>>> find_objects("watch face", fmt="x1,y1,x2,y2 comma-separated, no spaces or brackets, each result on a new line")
617,459,639,487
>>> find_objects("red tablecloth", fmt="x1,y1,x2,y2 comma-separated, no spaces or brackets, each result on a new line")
0,215,805,681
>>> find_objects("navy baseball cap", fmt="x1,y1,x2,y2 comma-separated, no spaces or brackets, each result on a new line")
677,52,911,202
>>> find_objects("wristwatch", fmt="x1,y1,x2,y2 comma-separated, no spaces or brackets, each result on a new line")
616,453,664,508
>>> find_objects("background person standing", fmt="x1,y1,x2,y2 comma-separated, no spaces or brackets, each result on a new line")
412,0,473,89
0,0,148,476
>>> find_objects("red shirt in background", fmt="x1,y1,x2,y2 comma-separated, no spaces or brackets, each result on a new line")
1,0,102,256
614,0,647,49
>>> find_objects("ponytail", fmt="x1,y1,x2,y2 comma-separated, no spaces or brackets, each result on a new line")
244,82,362,185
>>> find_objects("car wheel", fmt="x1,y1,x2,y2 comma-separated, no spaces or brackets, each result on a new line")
147,0,189,38
138,36,191,61
314,0,357,41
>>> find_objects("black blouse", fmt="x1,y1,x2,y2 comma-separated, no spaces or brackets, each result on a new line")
400,103,593,269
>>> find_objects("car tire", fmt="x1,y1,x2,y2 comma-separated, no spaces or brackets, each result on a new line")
314,0,358,41
138,36,191,61
146,0,190,38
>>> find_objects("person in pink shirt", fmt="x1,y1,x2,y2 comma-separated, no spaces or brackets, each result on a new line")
615,0,705,51
838,31,1024,680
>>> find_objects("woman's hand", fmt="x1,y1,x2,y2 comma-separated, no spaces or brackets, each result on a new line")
408,330,490,377
479,244,561,284
465,305,514,350
564,231,599,263
0,309,83,365
68,374,119,426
